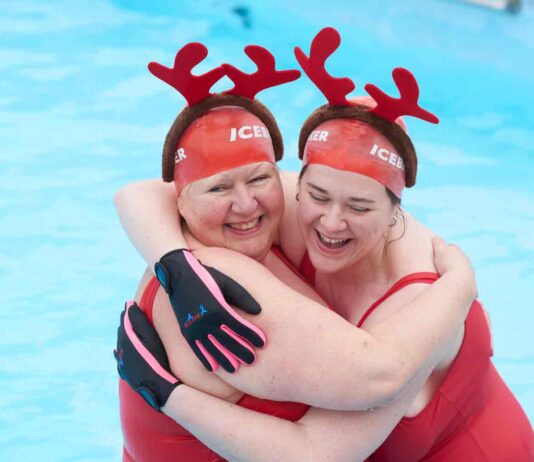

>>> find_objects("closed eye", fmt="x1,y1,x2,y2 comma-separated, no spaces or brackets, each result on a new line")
208,184,230,193
249,175,269,184
348,205,371,213
309,192,329,203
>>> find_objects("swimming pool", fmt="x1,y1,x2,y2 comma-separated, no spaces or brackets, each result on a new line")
0,0,532,459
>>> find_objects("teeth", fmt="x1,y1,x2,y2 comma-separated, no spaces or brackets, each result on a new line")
317,231,349,247
228,217,260,231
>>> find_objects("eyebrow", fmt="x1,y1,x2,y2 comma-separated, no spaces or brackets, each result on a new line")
211,173,231,183
306,182,375,204
250,163,267,175
208,163,269,185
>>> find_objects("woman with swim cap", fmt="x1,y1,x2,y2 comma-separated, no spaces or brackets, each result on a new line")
115,30,532,460
117,40,475,462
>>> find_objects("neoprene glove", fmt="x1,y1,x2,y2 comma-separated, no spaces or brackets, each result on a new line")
155,249,266,373
115,301,181,411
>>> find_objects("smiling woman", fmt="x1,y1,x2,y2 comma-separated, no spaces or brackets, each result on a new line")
114,27,533,461
178,153,284,263
2,0,533,460
298,165,400,274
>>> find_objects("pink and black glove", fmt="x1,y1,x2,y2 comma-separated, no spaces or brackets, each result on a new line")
115,302,181,411
155,249,266,373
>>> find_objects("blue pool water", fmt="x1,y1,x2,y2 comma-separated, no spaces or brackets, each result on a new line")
1,0,532,459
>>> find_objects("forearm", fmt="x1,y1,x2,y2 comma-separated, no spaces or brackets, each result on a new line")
162,365,432,462
189,247,472,410
114,179,186,268
189,247,404,410
163,386,311,462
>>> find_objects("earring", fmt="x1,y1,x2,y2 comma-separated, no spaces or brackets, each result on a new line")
295,192,300,202
389,215,398,227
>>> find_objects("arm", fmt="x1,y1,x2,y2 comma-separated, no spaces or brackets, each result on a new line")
115,180,266,372
183,243,474,411
115,180,475,409
113,173,305,270
163,365,431,462
118,302,432,462
114,179,184,269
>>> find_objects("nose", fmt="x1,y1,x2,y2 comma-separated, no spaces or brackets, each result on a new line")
319,204,347,233
231,184,258,216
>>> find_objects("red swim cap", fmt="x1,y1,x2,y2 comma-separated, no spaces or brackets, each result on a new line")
302,96,407,198
303,117,406,198
173,107,276,194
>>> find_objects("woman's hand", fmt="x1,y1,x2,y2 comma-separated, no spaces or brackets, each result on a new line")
155,249,267,373
432,236,477,299
115,302,182,411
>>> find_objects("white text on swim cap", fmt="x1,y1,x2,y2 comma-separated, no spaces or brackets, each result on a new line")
369,144,404,171
175,147,187,164
229,125,270,142
308,130,329,142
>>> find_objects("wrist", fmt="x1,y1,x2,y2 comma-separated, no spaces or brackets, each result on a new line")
155,248,192,293
161,384,188,415
159,248,190,260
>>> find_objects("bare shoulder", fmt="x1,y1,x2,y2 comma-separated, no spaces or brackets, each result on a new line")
360,283,435,328
278,170,307,267
389,211,436,275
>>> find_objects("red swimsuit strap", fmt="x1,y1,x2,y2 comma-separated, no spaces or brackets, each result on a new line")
138,275,160,325
271,245,301,277
271,245,318,289
298,251,316,285
357,272,439,328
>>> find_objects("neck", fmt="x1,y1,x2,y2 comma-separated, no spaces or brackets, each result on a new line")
255,241,276,266
319,240,396,313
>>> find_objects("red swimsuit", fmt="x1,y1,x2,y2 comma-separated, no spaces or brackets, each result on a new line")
119,247,311,462
300,253,534,461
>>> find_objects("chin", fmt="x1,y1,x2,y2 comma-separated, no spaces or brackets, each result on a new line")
229,238,272,262
309,252,348,274
305,235,352,274
239,246,270,262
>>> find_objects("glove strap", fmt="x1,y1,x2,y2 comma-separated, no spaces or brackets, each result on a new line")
154,248,190,293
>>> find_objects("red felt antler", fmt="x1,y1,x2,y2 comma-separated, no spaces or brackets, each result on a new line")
365,68,439,124
223,45,301,99
148,42,226,106
294,27,355,106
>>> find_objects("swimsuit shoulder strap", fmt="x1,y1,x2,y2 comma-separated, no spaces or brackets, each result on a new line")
270,245,304,279
298,251,316,285
139,275,161,325
357,272,439,328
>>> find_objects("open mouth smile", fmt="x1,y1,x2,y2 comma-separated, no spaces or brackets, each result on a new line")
225,216,263,233
315,230,351,250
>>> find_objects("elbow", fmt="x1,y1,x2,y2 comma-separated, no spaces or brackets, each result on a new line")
374,374,406,407
113,184,129,211
365,352,411,408
113,181,147,217
113,179,159,210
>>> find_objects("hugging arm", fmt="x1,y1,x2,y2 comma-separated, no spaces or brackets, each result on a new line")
114,180,183,268
115,180,265,372
190,244,473,410
115,179,476,410
163,368,431,462
118,302,431,462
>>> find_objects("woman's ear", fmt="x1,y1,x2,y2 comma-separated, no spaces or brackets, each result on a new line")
177,189,186,217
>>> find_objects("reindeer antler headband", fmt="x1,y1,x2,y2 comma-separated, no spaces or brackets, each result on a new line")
149,42,300,186
296,27,439,195
294,27,438,123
